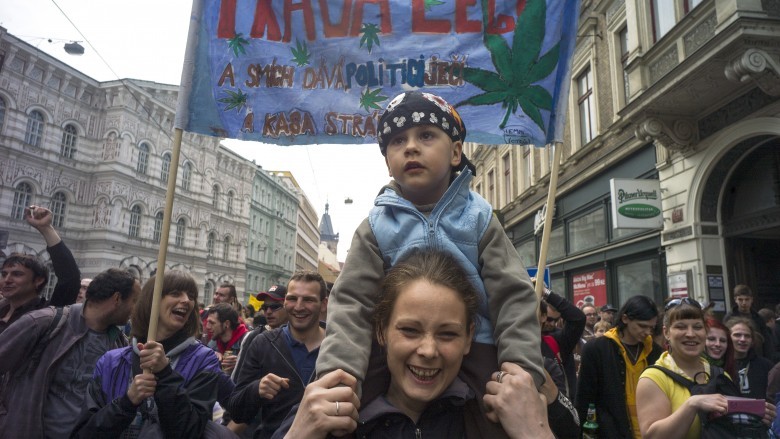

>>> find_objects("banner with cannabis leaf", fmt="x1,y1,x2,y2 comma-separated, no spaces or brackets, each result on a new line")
176,0,581,147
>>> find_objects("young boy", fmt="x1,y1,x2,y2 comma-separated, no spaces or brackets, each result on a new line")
316,91,544,407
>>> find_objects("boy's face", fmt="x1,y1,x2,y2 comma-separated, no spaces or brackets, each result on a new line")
385,125,462,206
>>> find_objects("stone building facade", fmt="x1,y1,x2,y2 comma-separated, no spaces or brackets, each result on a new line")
465,0,779,312
0,28,305,306
271,171,320,274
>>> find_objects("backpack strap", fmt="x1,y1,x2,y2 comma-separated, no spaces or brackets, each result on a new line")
27,306,70,375
646,365,695,391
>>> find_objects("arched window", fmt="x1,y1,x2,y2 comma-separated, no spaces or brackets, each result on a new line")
50,192,67,227
204,280,215,305
227,190,235,214
128,205,142,237
175,218,186,246
137,143,150,174
43,262,57,301
160,153,171,183
60,124,77,158
181,162,192,191
152,212,164,243
0,97,7,133
25,110,44,147
223,236,231,260
212,185,220,209
207,232,216,256
12,183,33,219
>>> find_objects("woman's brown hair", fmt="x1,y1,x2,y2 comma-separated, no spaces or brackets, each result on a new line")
131,270,200,341
372,250,480,341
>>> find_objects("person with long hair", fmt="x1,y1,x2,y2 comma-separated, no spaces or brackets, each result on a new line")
728,317,774,399
703,317,737,379
637,298,774,439
576,295,663,438
72,270,235,438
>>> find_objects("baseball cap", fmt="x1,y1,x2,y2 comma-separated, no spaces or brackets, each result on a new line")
601,304,618,312
256,284,287,302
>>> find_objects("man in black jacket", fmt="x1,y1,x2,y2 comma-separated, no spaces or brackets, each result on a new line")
227,271,328,439
540,285,585,401
0,205,79,334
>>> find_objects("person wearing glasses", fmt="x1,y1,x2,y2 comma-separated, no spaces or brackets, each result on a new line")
538,283,585,401
637,298,775,439
227,284,291,438
576,295,663,438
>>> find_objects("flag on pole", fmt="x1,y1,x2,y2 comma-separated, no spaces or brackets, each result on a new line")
175,0,581,147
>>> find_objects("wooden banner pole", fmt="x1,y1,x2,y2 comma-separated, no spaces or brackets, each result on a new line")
534,142,563,299
146,128,184,344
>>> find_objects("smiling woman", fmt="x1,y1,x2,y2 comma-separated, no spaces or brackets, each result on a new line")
72,270,235,438
272,250,553,439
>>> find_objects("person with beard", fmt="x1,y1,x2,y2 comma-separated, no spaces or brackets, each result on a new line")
206,303,250,375
227,271,328,438
72,270,235,438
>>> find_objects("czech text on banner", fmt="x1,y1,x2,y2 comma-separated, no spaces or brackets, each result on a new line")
175,0,581,147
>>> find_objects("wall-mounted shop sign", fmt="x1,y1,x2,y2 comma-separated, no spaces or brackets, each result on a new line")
609,178,663,229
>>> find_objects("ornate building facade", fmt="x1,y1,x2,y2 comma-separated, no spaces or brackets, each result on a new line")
465,0,779,311
246,168,298,296
0,28,303,306
271,171,320,274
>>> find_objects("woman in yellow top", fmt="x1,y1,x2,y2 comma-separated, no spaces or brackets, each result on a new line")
636,298,730,439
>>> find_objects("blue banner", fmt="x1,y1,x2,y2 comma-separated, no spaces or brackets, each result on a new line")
176,0,581,146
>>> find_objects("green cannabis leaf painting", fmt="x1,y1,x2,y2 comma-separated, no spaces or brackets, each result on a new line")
457,0,559,133
218,89,248,112
227,33,249,57
290,40,311,66
359,23,381,54
359,88,388,112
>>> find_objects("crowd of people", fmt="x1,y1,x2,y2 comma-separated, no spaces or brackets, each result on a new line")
1,91,779,438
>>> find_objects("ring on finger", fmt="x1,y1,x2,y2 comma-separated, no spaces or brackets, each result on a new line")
495,371,506,383
335,400,340,416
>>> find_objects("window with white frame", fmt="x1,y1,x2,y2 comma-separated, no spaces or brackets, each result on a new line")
0,97,6,133
223,236,231,260
175,218,186,246
522,146,531,190
502,153,512,205
181,162,192,191
137,143,150,174
50,192,67,227
488,169,495,206
160,153,171,183
619,27,630,103
153,212,163,243
25,110,45,147
60,124,77,158
212,185,220,209
129,205,142,238
207,232,216,256
12,183,33,220
227,190,235,214
577,68,596,146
